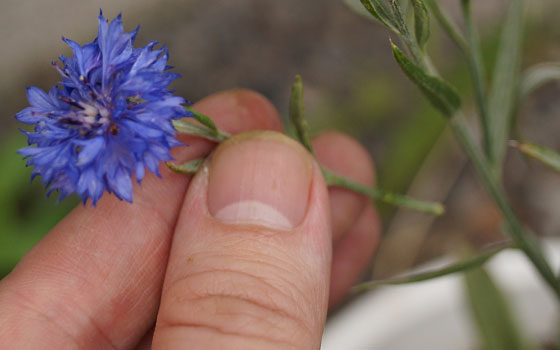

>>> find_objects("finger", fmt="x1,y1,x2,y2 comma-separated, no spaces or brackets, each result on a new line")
328,204,381,308
134,327,154,350
153,131,332,350
312,131,376,242
0,90,282,350
312,131,380,308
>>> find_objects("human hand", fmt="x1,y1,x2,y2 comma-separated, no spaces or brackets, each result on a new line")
0,90,380,349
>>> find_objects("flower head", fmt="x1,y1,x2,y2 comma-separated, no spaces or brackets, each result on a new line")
17,11,190,204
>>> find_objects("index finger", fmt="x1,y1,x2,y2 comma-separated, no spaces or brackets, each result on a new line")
0,90,282,350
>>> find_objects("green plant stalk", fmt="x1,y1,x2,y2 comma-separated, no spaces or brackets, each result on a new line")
428,0,491,155
461,0,491,157
512,141,560,173
464,267,529,350
487,0,524,172
425,0,468,54
177,105,445,216
396,15,560,299
402,33,428,71
322,167,444,216
390,0,427,70
449,115,560,299
353,242,509,292
288,74,444,215
289,75,314,153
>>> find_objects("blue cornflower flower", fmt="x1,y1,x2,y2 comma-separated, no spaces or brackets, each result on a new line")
16,11,191,205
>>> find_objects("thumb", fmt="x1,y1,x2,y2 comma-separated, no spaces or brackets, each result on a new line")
153,131,332,350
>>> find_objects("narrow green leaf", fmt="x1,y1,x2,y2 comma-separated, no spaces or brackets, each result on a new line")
343,0,383,22
353,244,509,292
519,62,560,98
289,75,314,153
358,0,399,33
464,268,529,350
166,158,205,175
511,141,560,173
487,0,525,170
323,167,445,215
412,0,430,49
449,116,560,300
420,4,560,300
185,106,218,132
387,1,426,68
391,41,461,117
389,0,408,35
172,119,229,143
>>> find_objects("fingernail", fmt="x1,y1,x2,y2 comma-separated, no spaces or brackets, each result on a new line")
208,131,312,230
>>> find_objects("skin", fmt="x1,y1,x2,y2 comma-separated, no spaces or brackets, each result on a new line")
0,89,380,349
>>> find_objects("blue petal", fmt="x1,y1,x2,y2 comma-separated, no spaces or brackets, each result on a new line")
119,72,179,93
18,146,46,158
129,44,164,76
142,151,160,176
148,142,171,160
135,161,145,183
121,119,164,138
76,136,106,166
15,11,189,205
15,107,43,124
26,87,58,111
62,37,86,77
77,168,103,203
107,166,133,202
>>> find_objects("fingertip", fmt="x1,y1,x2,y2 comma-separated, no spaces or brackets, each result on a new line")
312,131,376,241
192,89,283,134
313,131,376,186
1,89,287,350
155,131,331,349
329,204,381,308
168,89,284,177
229,89,284,132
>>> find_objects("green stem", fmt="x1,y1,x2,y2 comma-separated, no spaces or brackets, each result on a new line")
289,75,314,153
461,1,491,157
322,167,444,216
449,115,560,299
353,242,510,292
391,0,426,70
288,75,444,216
427,0,492,154
175,107,445,216
399,18,560,299
425,0,469,54
402,34,427,70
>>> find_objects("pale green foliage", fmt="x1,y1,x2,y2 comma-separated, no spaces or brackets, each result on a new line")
464,268,529,350
512,141,560,173
412,0,430,49
390,42,461,117
487,0,525,171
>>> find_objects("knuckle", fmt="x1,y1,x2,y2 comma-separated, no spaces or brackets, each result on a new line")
157,256,315,349
0,283,115,350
